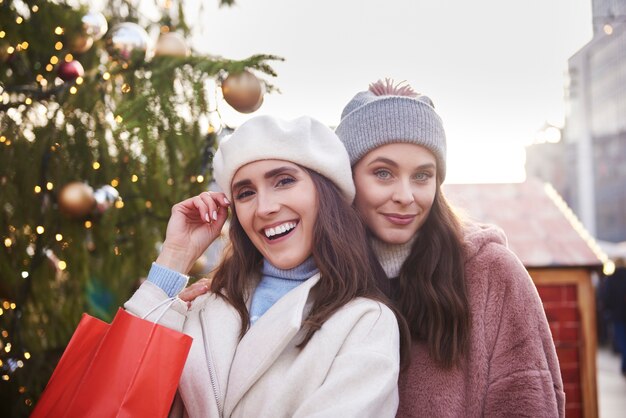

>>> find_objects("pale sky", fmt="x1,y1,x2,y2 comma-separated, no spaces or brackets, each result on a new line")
187,0,593,183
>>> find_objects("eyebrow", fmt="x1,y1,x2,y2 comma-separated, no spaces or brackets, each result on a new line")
367,157,436,171
232,166,299,190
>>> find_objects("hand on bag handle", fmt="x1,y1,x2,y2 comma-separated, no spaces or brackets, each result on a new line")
179,278,211,307
157,191,230,275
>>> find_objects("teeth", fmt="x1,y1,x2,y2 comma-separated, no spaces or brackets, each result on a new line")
264,222,296,238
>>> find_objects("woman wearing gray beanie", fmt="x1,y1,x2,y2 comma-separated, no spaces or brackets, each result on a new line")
124,115,410,417
335,79,565,417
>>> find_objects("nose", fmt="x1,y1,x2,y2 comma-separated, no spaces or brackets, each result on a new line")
391,179,414,206
255,190,280,217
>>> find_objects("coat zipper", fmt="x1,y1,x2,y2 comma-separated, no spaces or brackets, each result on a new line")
200,310,223,417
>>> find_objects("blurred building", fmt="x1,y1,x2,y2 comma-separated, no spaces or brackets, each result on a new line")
444,179,603,418
526,0,626,243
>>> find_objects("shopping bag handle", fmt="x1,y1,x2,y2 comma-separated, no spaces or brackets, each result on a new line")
141,297,177,324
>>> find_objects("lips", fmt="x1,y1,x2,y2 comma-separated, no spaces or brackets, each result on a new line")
382,213,417,226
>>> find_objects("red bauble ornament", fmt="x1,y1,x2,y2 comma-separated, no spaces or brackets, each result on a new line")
57,60,85,82
221,70,264,114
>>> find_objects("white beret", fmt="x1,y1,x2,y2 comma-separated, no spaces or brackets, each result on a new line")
213,115,355,202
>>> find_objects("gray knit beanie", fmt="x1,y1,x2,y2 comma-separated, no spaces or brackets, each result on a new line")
335,79,447,181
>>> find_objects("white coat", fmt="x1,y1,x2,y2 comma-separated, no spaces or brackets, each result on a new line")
124,273,400,418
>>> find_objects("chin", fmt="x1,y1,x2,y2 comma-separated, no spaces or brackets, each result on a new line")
377,230,416,245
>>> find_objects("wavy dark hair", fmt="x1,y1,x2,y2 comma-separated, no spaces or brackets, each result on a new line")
395,184,470,369
210,167,411,366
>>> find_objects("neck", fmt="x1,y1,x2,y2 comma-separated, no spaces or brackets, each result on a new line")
262,256,319,281
369,235,416,278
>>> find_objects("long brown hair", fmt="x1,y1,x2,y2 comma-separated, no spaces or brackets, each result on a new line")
210,167,411,366
395,183,470,368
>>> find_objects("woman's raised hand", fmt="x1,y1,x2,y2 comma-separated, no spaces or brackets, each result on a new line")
156,191,230,274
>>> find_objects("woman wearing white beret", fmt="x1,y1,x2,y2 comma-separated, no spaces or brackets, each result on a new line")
125,115,410,417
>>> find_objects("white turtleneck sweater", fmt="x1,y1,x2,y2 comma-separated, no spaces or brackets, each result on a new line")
369,235,416,279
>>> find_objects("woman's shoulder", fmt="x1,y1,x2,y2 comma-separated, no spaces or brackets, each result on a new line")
345,296,395,314
461,222,536,299
462,222,508,261
328,297,398,332
322,297,399,356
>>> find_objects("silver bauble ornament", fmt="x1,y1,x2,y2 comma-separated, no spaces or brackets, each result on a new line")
94,185,120,214
105,22,150,64
154,32,190,57
82,12,108,41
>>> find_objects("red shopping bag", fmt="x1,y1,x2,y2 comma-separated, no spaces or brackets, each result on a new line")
31,307,192,418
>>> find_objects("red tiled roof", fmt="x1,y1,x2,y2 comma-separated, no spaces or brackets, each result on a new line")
443,178,602,268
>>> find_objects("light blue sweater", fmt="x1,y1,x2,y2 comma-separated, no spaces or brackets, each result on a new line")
147,257,319,324
249,257,318,324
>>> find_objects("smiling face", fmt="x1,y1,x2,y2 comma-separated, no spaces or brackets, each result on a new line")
231,160,318,270
352,143,438,245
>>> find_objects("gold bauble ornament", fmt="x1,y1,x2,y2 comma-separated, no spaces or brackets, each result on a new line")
70,34,94,54
0,42,11,62
221,70,264,113
188,254,209,276
154,32,190,57
58,182,95,219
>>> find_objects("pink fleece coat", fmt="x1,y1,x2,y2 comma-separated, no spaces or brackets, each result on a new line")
397,223,565,417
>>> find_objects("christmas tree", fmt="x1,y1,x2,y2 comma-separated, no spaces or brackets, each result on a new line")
0,1,280,415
